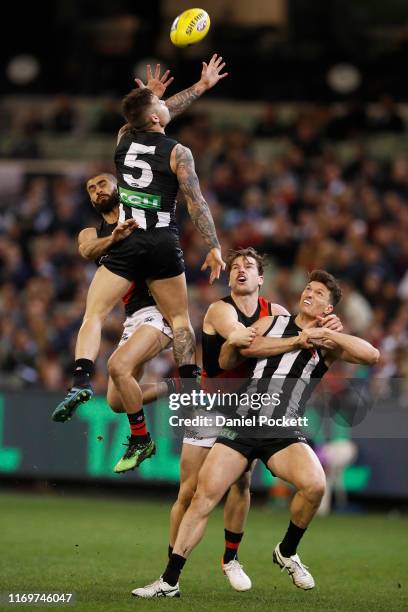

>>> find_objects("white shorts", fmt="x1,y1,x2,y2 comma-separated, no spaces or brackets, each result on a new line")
183,431,217,448
119,305,173,346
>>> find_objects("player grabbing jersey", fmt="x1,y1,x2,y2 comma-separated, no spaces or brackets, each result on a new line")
133,271,379,598
165,248,343,593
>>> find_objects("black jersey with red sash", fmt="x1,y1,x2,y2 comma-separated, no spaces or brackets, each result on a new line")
201,295,273,393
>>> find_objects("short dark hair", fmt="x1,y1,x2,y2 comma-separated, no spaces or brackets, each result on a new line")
226,247,265,276
309,270,342,306
122,88,154,130
86,173,117,187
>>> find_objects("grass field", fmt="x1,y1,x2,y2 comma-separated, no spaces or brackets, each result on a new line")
1,492,407,612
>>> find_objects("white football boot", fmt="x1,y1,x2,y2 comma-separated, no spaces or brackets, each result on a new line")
131,577,180,598
273,543,315,590
222,559,252,591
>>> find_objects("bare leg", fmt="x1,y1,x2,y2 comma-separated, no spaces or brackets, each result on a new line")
75,266,131,360
173,444,248,558
108,325,170,415
147,274,195,367
223,468,251,533
267,443,326,528
169,444,209,547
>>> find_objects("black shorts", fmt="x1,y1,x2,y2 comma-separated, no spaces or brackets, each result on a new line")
101,227,185,282
215,432,308,469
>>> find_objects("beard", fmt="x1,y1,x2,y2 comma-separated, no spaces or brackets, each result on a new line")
94,190,119,214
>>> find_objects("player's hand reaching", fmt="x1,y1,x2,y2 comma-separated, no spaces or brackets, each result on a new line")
199,54,228,91
201,247,226,284
134,64,174,98
111,219,138,243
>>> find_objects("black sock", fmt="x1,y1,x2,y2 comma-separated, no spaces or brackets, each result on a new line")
223,529,243,563
73,359,94,387
279,521,306,557
178,364,200,379
168,545,173,559
162,553,186,586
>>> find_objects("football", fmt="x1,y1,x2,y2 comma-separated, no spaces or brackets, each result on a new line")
170,8,210,48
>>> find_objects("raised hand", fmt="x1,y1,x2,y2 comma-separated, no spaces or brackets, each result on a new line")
199,53,228,90
134,64,174,98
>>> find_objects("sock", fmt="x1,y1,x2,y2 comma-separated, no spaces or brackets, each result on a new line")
178,365,200,394
178,364,200,379
73,359,94,387
279,521,307,557
223,529,243,563
162,553,186,586
168,545,173,559
128,410,148,439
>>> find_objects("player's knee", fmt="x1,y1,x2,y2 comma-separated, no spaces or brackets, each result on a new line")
177,483,196,509
169,314,191,330
107,354,132,380
303,475,326,504
191,488,218,516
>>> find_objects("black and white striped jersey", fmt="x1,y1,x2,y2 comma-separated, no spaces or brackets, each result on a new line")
115,131,179,231
238,315,328,421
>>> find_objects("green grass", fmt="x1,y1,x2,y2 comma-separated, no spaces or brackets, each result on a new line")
0,493,407,612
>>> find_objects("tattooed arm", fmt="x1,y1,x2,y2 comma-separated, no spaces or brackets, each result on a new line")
172,144,225,283
165,53,227,119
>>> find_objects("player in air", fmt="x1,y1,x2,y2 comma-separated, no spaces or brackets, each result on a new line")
75,171,175,468
75,189,265,588
52,56,227,449
133,270,379,597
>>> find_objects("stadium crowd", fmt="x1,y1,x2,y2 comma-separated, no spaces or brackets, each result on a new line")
0,106,407,399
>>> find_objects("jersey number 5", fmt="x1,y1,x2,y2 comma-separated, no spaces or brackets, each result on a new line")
123,143,156,189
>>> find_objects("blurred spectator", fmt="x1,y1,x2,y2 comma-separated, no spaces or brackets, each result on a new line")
94,99,124,134
48,95,78,133
369,95,405,133
0,106,407,392
253,104,285,138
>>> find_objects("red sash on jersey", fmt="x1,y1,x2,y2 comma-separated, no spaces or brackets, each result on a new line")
201,297,272,393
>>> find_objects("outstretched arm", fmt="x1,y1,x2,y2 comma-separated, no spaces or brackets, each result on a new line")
173,144,225,283
165,54,227,119
306,328,380,366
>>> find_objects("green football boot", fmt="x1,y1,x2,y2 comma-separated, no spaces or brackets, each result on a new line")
114,434,156,474
52,385,93,422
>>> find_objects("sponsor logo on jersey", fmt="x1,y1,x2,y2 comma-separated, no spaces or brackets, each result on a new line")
219,427,238,441
119,187,161,210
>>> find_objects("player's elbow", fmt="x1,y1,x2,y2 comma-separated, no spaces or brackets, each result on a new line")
78,245,93,260
367,348,380,365
218,356,229,370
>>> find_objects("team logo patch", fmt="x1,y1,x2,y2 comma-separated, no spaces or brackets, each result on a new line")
144,316,154,323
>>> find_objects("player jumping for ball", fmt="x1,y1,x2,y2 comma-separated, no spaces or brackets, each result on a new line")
52,56,227,468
